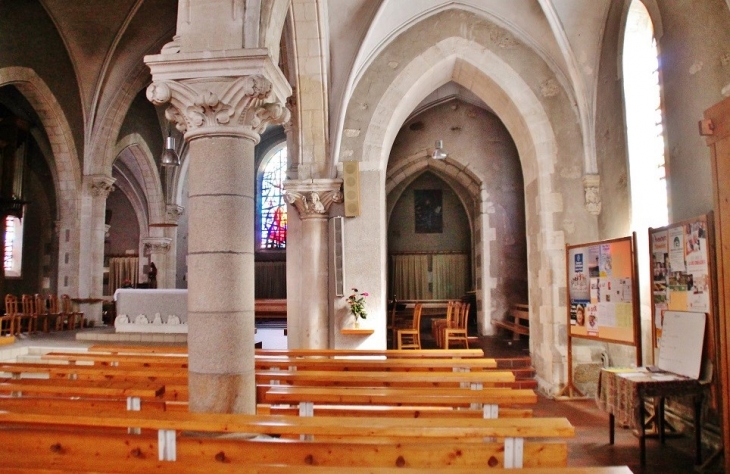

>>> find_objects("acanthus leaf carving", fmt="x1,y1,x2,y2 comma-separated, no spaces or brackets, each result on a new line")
147,75,288,139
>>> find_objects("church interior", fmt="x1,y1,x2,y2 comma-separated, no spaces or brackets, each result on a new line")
1,0,730,472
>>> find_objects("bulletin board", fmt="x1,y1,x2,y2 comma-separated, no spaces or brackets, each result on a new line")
566,236,640,346
560,235,641,398
649,214,714,353
649,214,719,414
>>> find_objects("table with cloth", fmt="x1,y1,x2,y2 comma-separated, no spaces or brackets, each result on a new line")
596,367,704,466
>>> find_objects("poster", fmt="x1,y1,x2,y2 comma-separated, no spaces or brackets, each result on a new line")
585,303,599,335
668,226,686,273
569,249,590,301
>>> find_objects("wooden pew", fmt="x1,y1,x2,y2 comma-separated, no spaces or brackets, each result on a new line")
255,348,486,358
494,303,530,340
40,352,188,368
0,408,573,469
88,344,188,354
40,351,498,372
0,362,188,382
260,404,534,419
264,385,537,419
0,396,169,413
255,356,498,371
0,377,165,410
0,464,633,474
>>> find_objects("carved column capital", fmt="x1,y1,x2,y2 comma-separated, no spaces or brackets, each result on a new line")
582,174,601,216
284,179,343,219
165,204,185,224
142,237,173,255
87,175,116,199
145,51,292,142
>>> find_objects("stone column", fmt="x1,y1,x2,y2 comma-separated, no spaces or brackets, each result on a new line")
142,237,172,288
77,175,115,325
146,51,290,413
284,181,342,348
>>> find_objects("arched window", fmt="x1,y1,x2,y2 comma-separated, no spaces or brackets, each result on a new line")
623,0,668,228
4,215,23,277
260,144,288,249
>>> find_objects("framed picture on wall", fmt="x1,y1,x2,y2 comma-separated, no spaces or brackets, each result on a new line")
414,189,443,233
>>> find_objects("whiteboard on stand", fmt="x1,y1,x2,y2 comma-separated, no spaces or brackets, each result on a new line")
657,311,706,379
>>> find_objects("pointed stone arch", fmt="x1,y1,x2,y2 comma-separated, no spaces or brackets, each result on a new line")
339,22,574,392
114,133,166,225
0,66,82,293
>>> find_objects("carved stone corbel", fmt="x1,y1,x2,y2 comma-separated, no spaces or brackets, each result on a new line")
165,204,185,224
88,175,116,199
284,180,343,219
582,174,601,216
142,237,173,255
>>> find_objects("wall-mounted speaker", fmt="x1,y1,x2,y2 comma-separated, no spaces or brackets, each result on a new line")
331,216,345,297
342,161,360,217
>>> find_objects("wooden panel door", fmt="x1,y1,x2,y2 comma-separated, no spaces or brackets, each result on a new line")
704,96,730,464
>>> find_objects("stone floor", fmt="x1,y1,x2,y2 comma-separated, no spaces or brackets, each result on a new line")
0,326,721,473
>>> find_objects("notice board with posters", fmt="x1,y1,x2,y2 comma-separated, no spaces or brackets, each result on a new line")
560,235,641,397
566,236,640,346
649,213,716,361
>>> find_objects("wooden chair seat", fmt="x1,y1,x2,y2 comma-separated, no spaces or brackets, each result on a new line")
397,303,423,350
444,302,470,349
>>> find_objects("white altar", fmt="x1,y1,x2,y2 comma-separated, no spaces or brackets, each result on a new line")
114,289,188,333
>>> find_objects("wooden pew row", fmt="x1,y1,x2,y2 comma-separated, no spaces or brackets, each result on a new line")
40,352,188,368
87,344,188,355
40,351,506,374
254,348,486,358
42,351,499,371
0,363,529,409
254,357,499,371
0,427,567,471
0,394,533,420
259,404,534,419
0,408,574,468
0,466,635,474
263,386,538,419
87,344,488,359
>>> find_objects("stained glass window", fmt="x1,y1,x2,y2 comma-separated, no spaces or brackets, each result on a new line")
4,216,15,271
4,215,22,276
260,146,287,249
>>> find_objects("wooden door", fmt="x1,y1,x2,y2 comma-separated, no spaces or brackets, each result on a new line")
703,96,730,464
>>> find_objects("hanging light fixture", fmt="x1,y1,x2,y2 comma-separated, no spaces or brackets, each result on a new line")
431,139,447,160
160,124,180,167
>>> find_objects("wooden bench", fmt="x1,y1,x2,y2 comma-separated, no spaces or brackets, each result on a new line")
40,351,189,368
0,377,165,410
255,298,287,319
0,464,633,474
494,303,530,340
0,408,573,469
88,344,188,354
256,348,485,358
0,362,188,382
255,356,498,371
264,385,537,418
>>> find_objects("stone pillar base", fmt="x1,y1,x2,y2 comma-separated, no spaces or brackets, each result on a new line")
188,371,256,413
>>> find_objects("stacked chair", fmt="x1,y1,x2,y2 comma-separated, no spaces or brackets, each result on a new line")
0,293,85,335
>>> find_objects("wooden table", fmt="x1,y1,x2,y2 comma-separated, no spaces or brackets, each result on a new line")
596,368,704,466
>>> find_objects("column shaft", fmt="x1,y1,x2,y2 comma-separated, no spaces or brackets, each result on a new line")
297,216,330,348
186,136,256,413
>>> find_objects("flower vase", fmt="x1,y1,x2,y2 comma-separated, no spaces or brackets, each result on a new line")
353,317,360,329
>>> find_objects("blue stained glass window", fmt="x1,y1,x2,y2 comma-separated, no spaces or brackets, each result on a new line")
260,146,287,249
